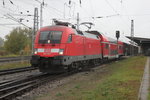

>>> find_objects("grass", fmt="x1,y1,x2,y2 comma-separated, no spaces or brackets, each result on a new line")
0,61,31,70
35,56,147,100
148,88,150,100
0,54,19,57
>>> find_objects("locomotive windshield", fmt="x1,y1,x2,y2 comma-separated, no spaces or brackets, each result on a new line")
39,31,62,44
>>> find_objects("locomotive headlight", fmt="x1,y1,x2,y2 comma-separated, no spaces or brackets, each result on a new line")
59,49,64,55
34,48,44,54
34,49,38,54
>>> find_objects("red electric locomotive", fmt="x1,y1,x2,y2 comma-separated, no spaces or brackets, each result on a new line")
31,24,102,73
31,21,124,73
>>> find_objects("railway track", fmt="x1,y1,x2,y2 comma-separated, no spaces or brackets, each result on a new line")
0,56,31,63
0,66,37,76
0,70,79,100
0,73,59,100
0,58,125,100
0,73,47,100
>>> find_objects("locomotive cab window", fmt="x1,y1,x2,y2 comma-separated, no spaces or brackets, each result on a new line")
39,31,62,44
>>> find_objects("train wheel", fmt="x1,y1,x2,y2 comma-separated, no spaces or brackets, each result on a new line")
67,64,72,72
68,62,78,72
82,60,89,70
93,59,99,66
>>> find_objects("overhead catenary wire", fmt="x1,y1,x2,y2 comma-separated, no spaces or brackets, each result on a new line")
0,0,66,36
44,8,63,20
46,5,64,15
71,0,118,34
0,4,31,24
0,0,38,31
1,0,150,40
104,0,131,33
105,0,119,14
2,0,14,6
2,0,37,23
1,0,20,14
4,14,31,29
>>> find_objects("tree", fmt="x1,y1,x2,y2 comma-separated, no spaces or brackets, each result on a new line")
0,37,4,47
4,27,32,54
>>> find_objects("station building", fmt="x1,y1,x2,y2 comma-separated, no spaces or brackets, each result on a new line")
127,36,150,56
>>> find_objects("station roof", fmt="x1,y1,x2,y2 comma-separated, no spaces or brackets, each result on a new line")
126,36,150,44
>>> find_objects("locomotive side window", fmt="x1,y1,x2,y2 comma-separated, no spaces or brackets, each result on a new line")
105,44,109,49
39,31,62,44
96,35,100,39
67,34,72,43
83,32,99,39
73,30,78,35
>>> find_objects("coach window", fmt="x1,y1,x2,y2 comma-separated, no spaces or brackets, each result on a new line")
67,34,72,43
119,46,122,50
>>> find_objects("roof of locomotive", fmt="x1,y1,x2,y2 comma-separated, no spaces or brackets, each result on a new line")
86,30,110,42
86,30,125,44
39,25,74,31
38,26,123,44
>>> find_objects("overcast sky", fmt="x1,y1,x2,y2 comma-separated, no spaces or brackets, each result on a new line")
0,0,150,42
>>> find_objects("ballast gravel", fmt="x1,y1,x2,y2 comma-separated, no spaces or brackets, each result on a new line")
15,65,106,100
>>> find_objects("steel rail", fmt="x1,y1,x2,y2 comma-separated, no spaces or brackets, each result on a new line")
0,56,31,63
0,73,47,100
0,70,79,100
0,66,37,76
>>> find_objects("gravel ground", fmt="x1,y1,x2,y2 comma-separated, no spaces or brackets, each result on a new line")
15,64,106,100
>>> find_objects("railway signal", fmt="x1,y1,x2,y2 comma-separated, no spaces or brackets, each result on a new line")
116,30,120,56
116,30,120,39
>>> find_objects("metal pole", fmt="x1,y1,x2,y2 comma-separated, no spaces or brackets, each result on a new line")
117,38,118,55
32,7,39,54
35,0,45,28
131,20,134,56
40,3,43,28
77,13,79,30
